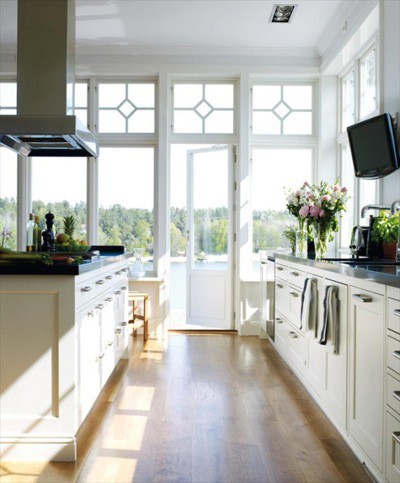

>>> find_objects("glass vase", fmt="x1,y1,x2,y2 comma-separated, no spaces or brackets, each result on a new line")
312,224,329,259
295,220,308,258
129,248,146,278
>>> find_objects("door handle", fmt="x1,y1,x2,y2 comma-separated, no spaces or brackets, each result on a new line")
96,304,104,310
106,297,113,302
276,283,283,289
81,286,92,292
290,271,299,276
276,318,283,324
96,279,105,285
352,294,372,303
289,292,299,298
289,331,298,339
106,275,113,280
276,266,284,271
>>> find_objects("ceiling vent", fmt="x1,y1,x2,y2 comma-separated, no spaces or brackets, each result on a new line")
269,4,297,23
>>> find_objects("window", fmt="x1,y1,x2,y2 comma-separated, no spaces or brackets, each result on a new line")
98,147,154,271
74,82,88,127
251,148,313,259
0,148,18,250
252,84,313,135
0,82,17,115
359,48,377,119
172,82,234,134
97,82,156,133
31,158,87,240
339,145,356,248
341,70,355,132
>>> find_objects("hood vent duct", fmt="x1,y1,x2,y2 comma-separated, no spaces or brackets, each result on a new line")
0,0,99,157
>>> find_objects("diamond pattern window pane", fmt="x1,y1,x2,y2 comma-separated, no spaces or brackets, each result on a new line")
128,84,155,108
252,112,281,134
128,110,155,133
173,82,235,134
252,86,281,109
274,102,290,119
205,111,234,134
174,84,203,108
205,84,234,108
283,112,312,135
283,86,312,110
119,100,136,117
174,110,203,133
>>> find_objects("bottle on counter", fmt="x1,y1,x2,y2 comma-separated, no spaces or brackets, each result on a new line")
33,215,42,252
26,213,35,252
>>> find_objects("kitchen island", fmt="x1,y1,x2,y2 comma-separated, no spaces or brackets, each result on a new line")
0,255,130,461
269,253,400,483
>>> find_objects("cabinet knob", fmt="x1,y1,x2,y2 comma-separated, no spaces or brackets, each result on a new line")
289,292,299,298
88,310,95,317
276,283,284,289
96,279,105,285
106,275,113,280
121,321,128,326
352,294,372,303
289,331,298,339
115,328,122,334
121,286,127,291
96,303,104,310
115,290,122,295
115,271,122,275
106,297,113,302
276,266,284,271
81,286,92,292
97,352,105,360
290,271,299,276
276,318,283,324
107,340,114,347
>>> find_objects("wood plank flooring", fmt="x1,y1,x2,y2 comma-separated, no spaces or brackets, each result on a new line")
0,335,371,483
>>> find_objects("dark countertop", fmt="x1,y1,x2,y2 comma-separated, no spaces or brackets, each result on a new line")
0,253,132,276
269,251,400,289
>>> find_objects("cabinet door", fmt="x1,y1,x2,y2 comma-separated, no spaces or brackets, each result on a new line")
77,308,101,424
100,297,116,387
275,313,289,356
386,411,400,483
349,287,384,471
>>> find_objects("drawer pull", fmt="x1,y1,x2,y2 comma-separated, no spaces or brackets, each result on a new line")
290,292,299,298
276,318,283,324
96,279,105,285
352,294,372,303
115,290,122,295
106,297,113,302
277,266,284,271
115,328,122,334
115,271,122,275
289,331,298,339
290,271,299,276
393,432,400,445
88,310,95,317
106,275,113,280
393,391,400,402
276,283,284,289
97,352,105,360
393,350,400,360
81,286,92,292
107,340,114,347
394,309,400,317
121,268,128,272
121,286,127,291
121,321,128,326
96,303,104,310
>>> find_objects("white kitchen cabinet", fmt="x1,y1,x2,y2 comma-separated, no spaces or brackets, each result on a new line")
386,410,400,483
349,286,385,472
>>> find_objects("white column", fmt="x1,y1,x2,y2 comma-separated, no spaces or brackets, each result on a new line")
17,155,30,250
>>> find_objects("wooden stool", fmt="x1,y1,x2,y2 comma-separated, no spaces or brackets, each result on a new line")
128,291,150,341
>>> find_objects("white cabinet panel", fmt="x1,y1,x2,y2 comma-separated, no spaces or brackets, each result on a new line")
386,411,400,483
349,287,384,472
387,297,400,335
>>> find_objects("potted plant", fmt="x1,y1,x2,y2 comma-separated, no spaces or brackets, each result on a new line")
371,212,399,259
282,224,297,254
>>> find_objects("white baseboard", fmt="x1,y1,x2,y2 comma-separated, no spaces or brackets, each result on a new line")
240,320,261,336
0,436,76,462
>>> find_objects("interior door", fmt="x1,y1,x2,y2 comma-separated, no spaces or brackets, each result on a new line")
186,145,234,329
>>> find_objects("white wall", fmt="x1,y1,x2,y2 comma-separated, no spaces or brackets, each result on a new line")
380,0,400,205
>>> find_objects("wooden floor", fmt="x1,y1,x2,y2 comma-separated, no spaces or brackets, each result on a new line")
0,335,371,483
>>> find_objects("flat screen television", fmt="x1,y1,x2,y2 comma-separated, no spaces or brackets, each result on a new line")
347,113,399,179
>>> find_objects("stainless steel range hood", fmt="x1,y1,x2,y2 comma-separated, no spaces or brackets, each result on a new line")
0,0,99,157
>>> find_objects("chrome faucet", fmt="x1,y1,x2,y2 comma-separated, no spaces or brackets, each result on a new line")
360,204,391,218
390,200,400,215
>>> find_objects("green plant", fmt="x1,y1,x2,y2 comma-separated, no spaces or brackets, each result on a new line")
371,212,399,244
283,224,297,253
63,215,75,238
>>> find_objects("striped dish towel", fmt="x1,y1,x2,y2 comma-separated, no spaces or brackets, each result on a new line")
300,278,317,334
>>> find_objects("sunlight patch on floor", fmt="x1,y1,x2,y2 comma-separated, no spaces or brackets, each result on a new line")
119,386,155,411
101,415,147,451
79,456,137,483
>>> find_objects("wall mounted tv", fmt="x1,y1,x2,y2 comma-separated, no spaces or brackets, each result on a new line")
347,113,399,179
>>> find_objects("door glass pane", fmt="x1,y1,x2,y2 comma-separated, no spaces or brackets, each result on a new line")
192,150,229,271
98,147,154,271
251,148,313,269
31,158,87,241
0,148,18,250
360,49,376,119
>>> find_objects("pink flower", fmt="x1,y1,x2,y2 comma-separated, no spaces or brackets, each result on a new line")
304,181,309,187
319,209,325,218
341,187,347,193
307,193,314,200
295,190,301,197
322,195,331,202
333,185,339,192
309,205,320,217
299,205,309,217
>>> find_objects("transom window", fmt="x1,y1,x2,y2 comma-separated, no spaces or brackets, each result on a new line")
74,82,88,127
97,82,156,134
172,82,234,134
0,82,17,115
252,84,313,135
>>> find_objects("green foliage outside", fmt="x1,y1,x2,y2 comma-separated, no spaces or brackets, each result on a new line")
1,197,295,255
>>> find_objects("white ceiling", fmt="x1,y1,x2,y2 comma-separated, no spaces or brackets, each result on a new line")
0,0,346,59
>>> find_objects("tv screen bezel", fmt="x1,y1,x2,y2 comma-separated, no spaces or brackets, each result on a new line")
346,113,399,180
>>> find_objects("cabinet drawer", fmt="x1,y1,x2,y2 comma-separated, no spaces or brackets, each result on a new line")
388,297,400,335
386,411,400,483
76,279,97,308
287,268,307,290
388,336,400,375
275,314,289,355
275,263,288,281
275,280,288,318
287,327,306,375
387,373,400,416
288,286,302,329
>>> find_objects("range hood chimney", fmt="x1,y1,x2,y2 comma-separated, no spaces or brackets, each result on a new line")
0,0,99,157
